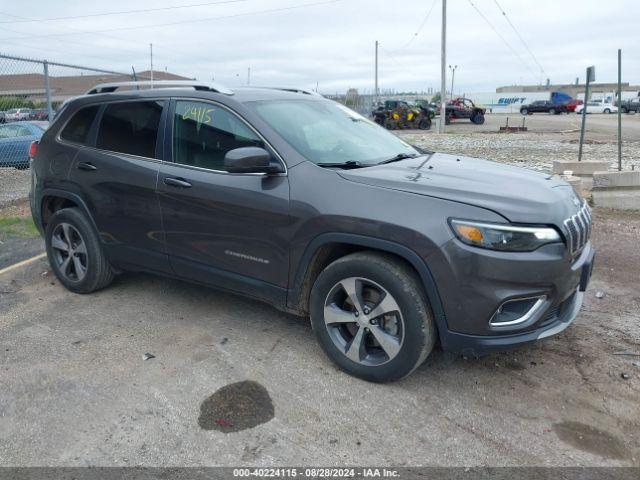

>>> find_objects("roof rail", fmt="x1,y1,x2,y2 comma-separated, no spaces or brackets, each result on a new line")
263,87,322,97
85,80,234,95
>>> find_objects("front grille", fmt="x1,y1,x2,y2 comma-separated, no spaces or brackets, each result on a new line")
563,201,592,255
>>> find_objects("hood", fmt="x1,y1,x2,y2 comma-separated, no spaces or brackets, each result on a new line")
337,153,582,225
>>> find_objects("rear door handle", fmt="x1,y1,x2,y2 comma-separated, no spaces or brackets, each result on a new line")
163,177,192,188
77,162,97,171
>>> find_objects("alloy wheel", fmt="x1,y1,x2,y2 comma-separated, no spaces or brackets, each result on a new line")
51,222,88,282
323,277,404,366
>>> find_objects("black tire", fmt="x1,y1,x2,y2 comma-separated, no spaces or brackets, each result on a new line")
471,112,485,125
45,207,114,294
520,108,528,115
445,115,451,125
604,108,611,114
621,107,628,114
549,108,556,115
383,118,396,130
418,118,431,130
309,252,436,382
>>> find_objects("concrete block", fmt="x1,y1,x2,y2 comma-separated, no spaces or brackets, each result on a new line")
593,171,640,189
592,171,640,210
552,160,610,177
562,175,582,195
592,189,640,210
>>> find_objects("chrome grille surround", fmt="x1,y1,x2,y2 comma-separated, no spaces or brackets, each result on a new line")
563,201,592,255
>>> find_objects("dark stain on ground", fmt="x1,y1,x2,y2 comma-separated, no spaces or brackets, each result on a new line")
198,380,274,433
553,421,629,460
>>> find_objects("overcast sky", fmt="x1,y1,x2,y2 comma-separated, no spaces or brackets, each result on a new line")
1,0,638,94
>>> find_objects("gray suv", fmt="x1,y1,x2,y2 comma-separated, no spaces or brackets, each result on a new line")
29,80,595,382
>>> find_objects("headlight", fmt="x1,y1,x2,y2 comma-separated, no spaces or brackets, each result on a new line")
449,219,561,252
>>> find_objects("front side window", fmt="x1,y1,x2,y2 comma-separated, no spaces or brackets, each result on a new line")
247,99,417,165
173,100,264,171
60,105,100,145
96,101,164,158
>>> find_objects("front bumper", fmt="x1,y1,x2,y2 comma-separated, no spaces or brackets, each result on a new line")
428,237,595,355
440,288,584,356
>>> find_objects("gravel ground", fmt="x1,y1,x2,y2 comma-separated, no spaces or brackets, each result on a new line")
398,131,640,173
0,208,639,467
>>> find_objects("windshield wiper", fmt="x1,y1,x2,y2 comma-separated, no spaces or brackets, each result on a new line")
377,153,419,165
317,160,365,169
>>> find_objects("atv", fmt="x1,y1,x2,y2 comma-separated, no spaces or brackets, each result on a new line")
372,100,431,130
445,97,486,125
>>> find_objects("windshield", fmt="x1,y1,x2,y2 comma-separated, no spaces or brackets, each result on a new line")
247,99,418,165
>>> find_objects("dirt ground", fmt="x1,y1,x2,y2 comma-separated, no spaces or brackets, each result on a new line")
0,204,638,467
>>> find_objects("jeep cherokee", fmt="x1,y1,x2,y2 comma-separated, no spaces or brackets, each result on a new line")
29,80,595,382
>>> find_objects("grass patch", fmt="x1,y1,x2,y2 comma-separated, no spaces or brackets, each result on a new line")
0,216,39,238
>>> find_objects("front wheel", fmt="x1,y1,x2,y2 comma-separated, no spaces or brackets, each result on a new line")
45,207,114,294
603,108,611,114
520,109,528,115
309,252,436,382
549,108,556,114
471,112,485,124
418,118,431,130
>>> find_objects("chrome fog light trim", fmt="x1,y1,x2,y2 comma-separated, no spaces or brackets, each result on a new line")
489,295,548,328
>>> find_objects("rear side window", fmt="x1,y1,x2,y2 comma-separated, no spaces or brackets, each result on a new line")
96,101,164,158
60,105,100,144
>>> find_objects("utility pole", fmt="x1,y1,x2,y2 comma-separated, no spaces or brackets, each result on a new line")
449,64,457,99
617,49,622,171
374,40,379,106
578,66,595,162
150,43,154,88
247,67,251,86
439,0,447,133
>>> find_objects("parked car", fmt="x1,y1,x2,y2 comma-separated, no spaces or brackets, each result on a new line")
563,99,583,113
31,80,594,382
0,121,48,168
520,100,567,115
445,97,486,124
619,97,640,114
30,108,50,121
575,100,617,114
5,108,32,122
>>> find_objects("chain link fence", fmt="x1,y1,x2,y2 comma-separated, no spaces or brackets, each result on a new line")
0,53,153,206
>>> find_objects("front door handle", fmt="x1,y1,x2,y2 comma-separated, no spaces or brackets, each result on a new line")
163,177,192,188
77,162,97,171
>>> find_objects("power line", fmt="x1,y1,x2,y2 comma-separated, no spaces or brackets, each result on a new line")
0,0,250,24
466,0,538,81
492,0,547,80
0,0,342,41
0,12,149,60
395,0,438,51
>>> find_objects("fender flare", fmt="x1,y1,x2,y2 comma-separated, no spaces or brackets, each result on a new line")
37,188,100,235
289,233,448,338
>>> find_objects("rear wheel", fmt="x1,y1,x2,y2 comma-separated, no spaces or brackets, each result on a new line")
383,118,396,130
549,108,556,115
45,208,114,294
520,108,528,115
604,108,611,114
309,252,436,382
621,107,628,114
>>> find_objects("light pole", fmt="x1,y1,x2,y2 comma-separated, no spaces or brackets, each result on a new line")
439,0,447,133
448,64,457,100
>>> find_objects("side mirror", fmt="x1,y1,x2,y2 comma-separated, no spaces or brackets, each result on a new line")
224,147,283,174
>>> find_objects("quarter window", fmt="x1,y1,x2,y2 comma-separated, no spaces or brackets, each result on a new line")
96,101,164,158
60,105,100,145
173,100,264,171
